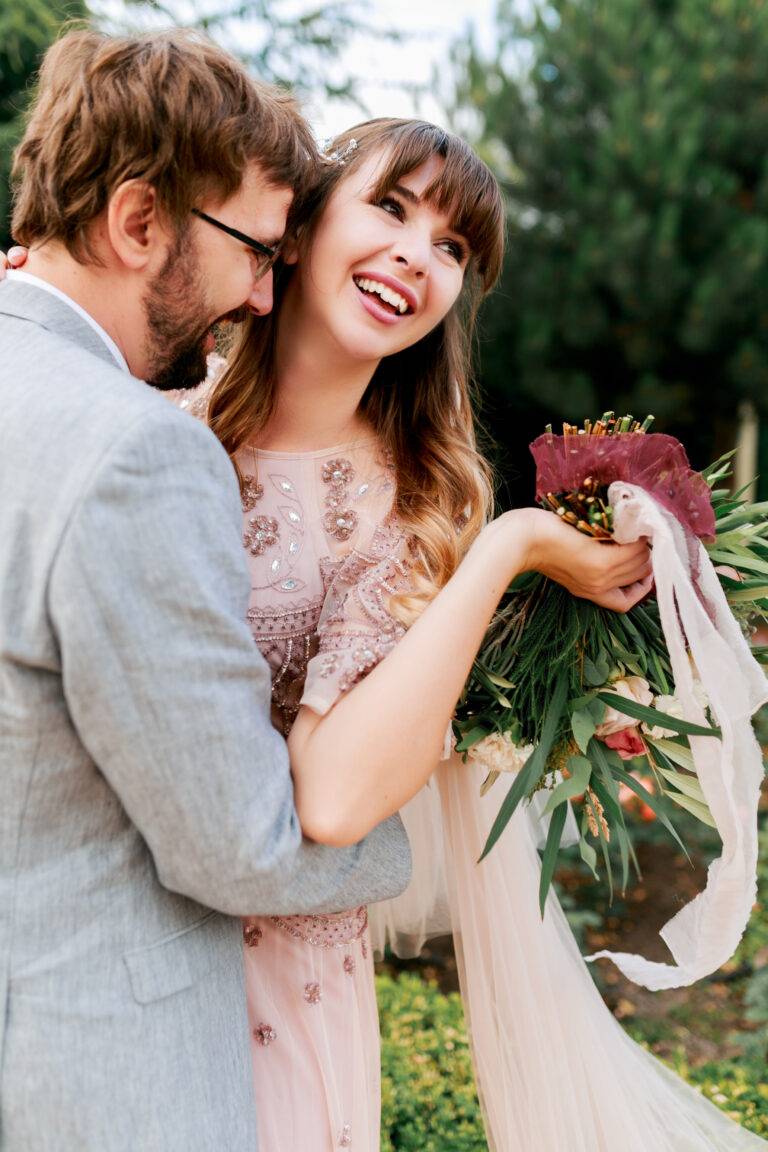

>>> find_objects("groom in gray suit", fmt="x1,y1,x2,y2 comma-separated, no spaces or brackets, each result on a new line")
0,28,409,1151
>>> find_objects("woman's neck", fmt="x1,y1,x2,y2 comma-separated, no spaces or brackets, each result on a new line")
254,310,379,454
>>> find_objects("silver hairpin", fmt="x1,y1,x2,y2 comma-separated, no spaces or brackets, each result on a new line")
322,137,358,166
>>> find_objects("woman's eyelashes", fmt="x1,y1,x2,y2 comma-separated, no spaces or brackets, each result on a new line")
373,194,468,264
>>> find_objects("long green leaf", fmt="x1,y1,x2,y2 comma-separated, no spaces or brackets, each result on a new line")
538,800,568,916
610,766,690,860
666,791,718,829
597,692,720,738
542,755,591,815
480,670,569,861
655,765,708,806
648,738,695,771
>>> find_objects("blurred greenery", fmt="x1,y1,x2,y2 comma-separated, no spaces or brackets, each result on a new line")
449,0,768,505
0,0,88,251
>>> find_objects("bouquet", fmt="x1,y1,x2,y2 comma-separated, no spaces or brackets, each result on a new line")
454,414,768,944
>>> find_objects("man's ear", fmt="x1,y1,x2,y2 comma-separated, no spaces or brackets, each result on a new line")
106,180,169,271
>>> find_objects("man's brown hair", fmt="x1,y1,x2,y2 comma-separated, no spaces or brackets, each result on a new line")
11,27,318,261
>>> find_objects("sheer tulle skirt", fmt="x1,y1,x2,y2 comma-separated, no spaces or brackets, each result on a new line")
243,910,380,1152
435,755,765,1150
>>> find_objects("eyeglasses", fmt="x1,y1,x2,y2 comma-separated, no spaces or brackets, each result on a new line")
191,208,280,280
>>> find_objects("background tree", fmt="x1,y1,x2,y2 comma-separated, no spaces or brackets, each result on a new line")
99,0,402,107
0,0,404,250
0,0,88,251
450,0,768,504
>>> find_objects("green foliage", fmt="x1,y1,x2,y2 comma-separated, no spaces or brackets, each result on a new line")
0,0,88,249
378,972,486,1152
451,0,768,485
377,961,768,1145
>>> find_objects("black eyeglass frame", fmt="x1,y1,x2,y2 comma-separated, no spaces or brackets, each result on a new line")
191,208,279,279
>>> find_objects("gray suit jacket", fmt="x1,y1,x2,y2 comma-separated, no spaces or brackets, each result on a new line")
0,280,411,1151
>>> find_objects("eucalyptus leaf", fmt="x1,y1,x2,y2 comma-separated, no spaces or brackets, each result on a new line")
542,755,591,815
571,709,596,754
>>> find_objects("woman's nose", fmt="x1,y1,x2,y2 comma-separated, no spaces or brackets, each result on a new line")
390,229,429,279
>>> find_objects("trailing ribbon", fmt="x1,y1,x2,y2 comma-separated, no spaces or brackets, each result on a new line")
585,482,767,989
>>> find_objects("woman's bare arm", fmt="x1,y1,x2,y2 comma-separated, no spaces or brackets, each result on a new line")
290,507,653,846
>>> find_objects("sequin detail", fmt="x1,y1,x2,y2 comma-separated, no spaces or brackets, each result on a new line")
270,906,368,948
243,922,263,948
304,981,322,1005
361,939,368,960
253,1023,277,1046
244,515,280,556
241,475,264,512
343,955,356,976
339,1124,352,1147
321,458,358,542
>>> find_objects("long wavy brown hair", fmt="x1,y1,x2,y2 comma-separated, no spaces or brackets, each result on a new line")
207,118,506,621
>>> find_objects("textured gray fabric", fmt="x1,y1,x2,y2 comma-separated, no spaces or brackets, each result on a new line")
0,280,411,1151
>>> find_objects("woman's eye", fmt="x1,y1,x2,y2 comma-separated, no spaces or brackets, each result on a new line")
438,239,467,263
377,195,404,219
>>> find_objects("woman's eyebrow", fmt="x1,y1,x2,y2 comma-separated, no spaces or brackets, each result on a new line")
390,183,420,205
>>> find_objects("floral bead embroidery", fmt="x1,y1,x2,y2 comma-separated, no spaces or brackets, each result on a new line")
243,922,263,948
321,458,359,542
304,982,322,1005
253,1023,277,1046
244,514,280,556
339,1124,352,1147
241,474,264,512
343,955,356,976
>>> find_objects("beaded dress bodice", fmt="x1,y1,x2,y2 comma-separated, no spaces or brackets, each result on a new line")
233,438,411,735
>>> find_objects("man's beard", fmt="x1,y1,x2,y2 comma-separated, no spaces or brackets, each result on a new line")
143,232,247,392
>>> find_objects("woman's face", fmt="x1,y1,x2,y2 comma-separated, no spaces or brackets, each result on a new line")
291,148,469,366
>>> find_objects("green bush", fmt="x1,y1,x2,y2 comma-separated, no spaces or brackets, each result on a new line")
377,969,768,1146
377,972,486,1152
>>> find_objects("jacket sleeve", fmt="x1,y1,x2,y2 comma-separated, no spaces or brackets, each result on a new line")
48,403,410,915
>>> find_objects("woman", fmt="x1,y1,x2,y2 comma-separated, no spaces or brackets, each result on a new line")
4,120,760,1151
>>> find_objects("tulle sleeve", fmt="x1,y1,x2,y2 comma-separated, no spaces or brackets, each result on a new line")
299,516,411,716
299,514,455,956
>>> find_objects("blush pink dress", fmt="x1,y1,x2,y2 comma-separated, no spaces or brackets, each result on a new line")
232,437,409,1152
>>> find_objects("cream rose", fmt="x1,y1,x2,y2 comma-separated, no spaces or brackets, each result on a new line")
467,732,535,774
595,676,653,737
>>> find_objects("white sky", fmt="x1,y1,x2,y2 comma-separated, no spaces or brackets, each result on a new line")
303,0,499,140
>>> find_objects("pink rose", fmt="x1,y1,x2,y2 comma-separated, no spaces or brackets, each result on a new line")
602,727,647,761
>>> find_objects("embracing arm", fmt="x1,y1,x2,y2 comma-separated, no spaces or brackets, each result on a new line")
289,509,653,847
49,406,409,914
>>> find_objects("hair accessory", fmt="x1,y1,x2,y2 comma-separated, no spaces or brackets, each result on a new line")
322,137,358,166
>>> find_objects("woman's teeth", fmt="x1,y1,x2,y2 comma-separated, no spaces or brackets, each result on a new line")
353,276,410,315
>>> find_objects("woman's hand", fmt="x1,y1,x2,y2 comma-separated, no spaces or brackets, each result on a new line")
0,247,28,279
494,507,653,613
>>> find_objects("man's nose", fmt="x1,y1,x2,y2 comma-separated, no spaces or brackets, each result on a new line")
246,268,274,316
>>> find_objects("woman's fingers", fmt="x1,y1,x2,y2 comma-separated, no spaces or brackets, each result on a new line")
592,572,655,613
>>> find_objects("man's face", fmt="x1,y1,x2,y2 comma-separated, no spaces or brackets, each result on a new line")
144,164,293,391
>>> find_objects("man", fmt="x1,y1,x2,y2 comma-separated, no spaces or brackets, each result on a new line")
0,28,410,1151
